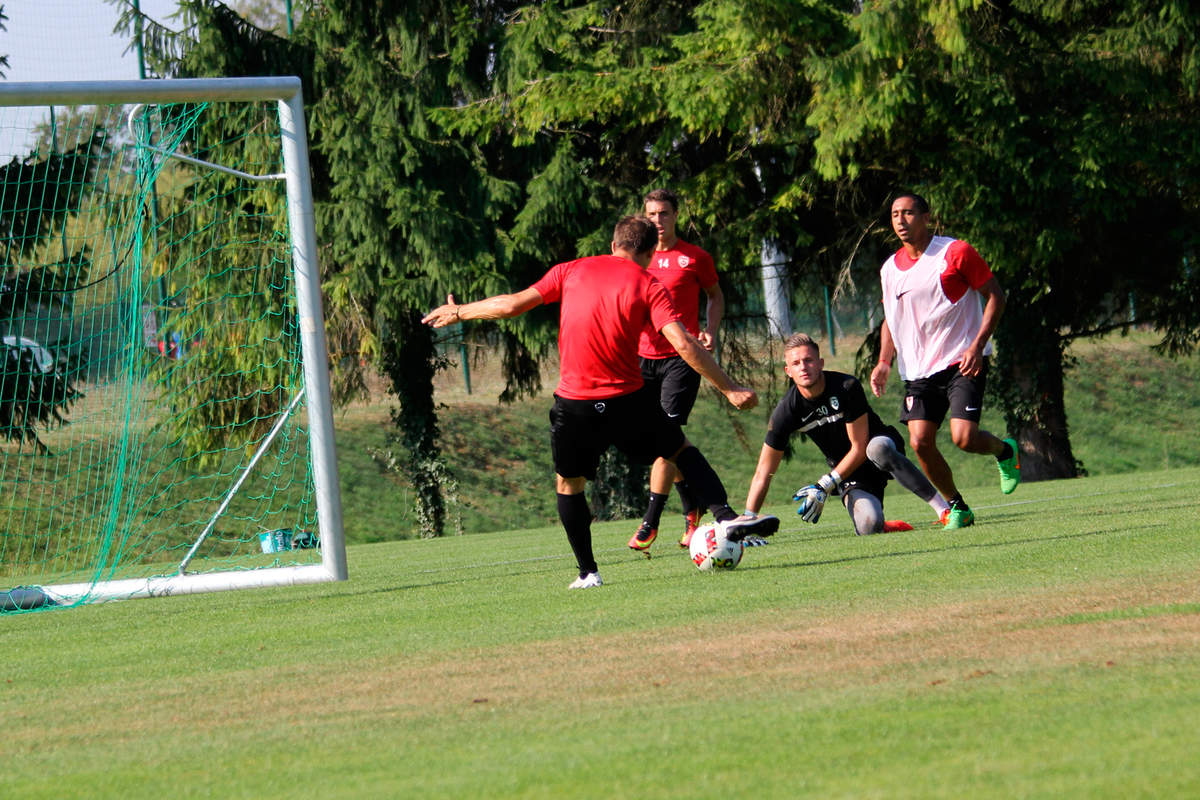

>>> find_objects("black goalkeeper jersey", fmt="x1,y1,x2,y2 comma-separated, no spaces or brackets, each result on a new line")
764,371,894,471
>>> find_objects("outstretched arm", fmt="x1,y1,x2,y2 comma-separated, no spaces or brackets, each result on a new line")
422,289,543,328
660,320,757,410
744,443,785,514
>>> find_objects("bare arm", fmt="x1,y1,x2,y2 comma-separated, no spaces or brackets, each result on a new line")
870,318,896,398
660,321,757,410
697,284,724,352
958,276,1006,378
422,289,543,328
744,443,785,514
832,414,870,480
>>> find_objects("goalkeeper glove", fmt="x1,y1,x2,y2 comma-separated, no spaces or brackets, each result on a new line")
817,470,843,495
793,471,842,525
792,485,826,524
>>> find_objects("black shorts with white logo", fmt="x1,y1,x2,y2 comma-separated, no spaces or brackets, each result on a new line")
640,354,702,425
549,387,686,480
900,359,988,425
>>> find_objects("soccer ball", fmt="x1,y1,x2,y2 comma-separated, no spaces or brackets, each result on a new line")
688,523,743,571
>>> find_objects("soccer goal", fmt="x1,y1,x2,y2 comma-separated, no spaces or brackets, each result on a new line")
0,77,345,612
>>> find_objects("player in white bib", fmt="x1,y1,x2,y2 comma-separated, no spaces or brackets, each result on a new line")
869,193,1022,529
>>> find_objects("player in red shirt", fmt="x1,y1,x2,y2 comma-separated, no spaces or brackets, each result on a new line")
628,189,726,555
423,216,779,589
869,193,1022,529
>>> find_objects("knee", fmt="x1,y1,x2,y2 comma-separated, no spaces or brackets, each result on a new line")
556,475,587,494
854,510,882,536
910,433,938,458
866,436,895,468
849,495,883,535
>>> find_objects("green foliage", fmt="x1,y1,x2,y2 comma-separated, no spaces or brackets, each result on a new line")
0,133,106,451
807,0,1200,479
123,1,1200,517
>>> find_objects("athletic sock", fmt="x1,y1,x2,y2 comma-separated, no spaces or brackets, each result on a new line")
949,494,969,510
675,480,698,515
997,441,1014,462
671,446,729,516
557,492,596,576
643,492,668,528
930,495,950,516
710,505,737,523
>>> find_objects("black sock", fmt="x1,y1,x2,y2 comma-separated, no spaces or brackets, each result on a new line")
675,480,698,515
710,504,737,523
643,492,668,528
949,494,968,509
997,441,1014,461
557,493,596,576
672,446,730,518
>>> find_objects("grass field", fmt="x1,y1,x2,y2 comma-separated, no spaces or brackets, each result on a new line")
3,463,1199,798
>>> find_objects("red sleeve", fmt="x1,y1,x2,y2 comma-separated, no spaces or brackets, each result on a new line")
696,249,719,291
531,261,567,304
646,275,683,332
941,240,994,303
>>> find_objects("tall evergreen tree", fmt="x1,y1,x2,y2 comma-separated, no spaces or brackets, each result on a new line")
117,0,529,535
806,0,1200,479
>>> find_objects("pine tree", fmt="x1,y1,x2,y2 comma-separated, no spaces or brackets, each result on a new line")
807,0,1200,479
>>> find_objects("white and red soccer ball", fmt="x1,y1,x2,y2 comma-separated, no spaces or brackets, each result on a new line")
688,523,743,571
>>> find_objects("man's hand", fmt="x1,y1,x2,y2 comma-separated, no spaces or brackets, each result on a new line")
793,485,826,524
422,293,462,328
869,361,891,398
724,385,758,410
958,343,984,378
696,330,717,352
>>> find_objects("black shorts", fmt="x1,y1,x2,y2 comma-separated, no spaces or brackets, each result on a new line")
899,360,988,425
549,387,687,480
640,355,702,425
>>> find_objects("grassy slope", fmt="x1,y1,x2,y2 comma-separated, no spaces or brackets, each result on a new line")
334,331,1200,540
3,466,1198,798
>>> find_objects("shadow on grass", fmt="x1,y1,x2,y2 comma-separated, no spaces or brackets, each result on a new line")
748,521,1169,573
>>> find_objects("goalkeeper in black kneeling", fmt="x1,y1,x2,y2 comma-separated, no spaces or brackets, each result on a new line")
742,333,951,535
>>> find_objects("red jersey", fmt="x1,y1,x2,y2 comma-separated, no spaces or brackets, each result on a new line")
532,255,682,400
637,239,718,359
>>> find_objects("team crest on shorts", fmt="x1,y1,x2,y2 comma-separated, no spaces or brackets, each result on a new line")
905,396,914,411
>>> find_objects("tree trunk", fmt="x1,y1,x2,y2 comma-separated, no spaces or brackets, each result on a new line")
993,312,1080,482
379,307,447,537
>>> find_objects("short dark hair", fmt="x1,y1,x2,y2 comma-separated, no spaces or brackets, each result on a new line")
613,215,658,255
892,191,929,214
643,188,679,212
784,332,819,355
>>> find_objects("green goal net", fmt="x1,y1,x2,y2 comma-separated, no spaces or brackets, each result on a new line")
0,79,345,613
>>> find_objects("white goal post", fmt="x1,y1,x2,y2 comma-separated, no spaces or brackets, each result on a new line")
0,77,346,609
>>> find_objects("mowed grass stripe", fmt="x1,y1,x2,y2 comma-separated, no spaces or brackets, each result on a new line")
2,467,1198,798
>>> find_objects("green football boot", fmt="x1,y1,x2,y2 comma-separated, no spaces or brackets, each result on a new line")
944,500,975,530
997,437,1021,495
